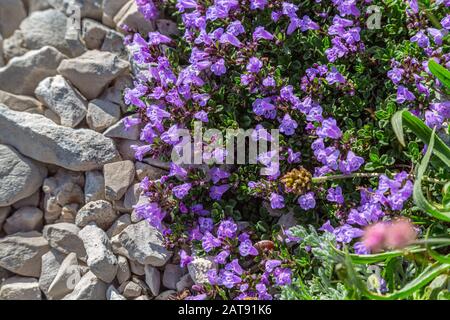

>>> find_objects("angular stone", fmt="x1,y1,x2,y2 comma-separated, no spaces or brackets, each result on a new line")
155,290,176,300
79,224,118,283
0,35,4,67
135,162,167,181
106,285,126,300
117,139,145,161
76,200,117,230
0,231,49,277
62,271,106,300
128,260,145,276
49,0,103,21
106,214,131,239
0,145,47,207
123,281,141,298
43,223,87,260
156,19,179,37
163,264,184,290
19,9,85,57
3,207,44,235
57,50,130,100
104,161,135,201
39,249,66,298
101,75,131,113
0,46,66,96
22,0,52,13
0,277,41,300
47,253,82,299
0,207,10,230
176,274,194,292
101,30,126,58
102,0,129,28
144,265,160,296
84,171,105,203
123,184,142,211
111,221,172,266
114,1,155,35
116,255,130,285
35,75,88,128
0,106,121,171
82,19,110,50
86,99,120,132
103,116,140,140
0,91,43,113
0,0,27,38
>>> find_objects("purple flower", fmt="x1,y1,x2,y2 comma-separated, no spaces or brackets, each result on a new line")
214,250,230,264
408,0,419,13
265,260,282,273
287,148,301,163
217,219,237,239
225,259,244,275
326,67,346,84
327,187,344,204
211,59,227,76
279,114,298,136
442,15,450,30
201,232,222,252
250,0,267,10
209,167,231,184
176,0,198,12
179,250,193,267
194,110,209,123
333,224,364,243
131,145,151,161
319,220,335,233
239,239,258,256
253,27,274,41
172,183,192,199
298,192,316,210
387,67,404,85
219,271,241,289
219,33,242,47
247,57,263,73
270,193,285,209
317,118,342,140
262,76,276,87
396,85,415,104
169,163,188,180
411,31,430,48
198,217,214,232
274,268,292,286
227,21,245,36
148,32,172,45
339,151,364,174
210,184,230,200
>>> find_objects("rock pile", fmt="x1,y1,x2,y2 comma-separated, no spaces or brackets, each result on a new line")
0,0,190,300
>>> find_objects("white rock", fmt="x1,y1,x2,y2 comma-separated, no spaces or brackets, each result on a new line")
47,252,81,299
101,75,131,113
104,161,135,201
116,255,130,285
0,106,121,171
156,19,179,37
86,99,121,132
79,224,118,283
144,265,160,296
0,231,49,277
128,260,145,276
188,257,216,285
3,207,43,235
103,116,140,140
12,190,40,210
84,171,105,203
22,0,52,13
62,271,106,300
43,223,87,260
0,207,10,230
122,281,141,298
101,30,126,58
107,285,126,300
82,18,110,50
76,200,117,230
111,220,172,266
35,75,88,128
49,0,103,21
106,214,131,239
0,145,47,207
19,9,85,57
163,264,184,290
0,46,66,96
0,277,41,300
113,1,155,35
123,183,142,211
39,249,66,298
57,50,130,100
2,30,27,62
0,0,27,38
102,0,129,27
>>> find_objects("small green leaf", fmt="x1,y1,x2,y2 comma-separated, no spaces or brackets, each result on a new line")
428,59,450,89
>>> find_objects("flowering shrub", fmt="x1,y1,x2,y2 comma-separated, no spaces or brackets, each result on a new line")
124,0,450,300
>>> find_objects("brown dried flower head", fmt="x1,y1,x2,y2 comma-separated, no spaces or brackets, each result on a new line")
281,167,312,195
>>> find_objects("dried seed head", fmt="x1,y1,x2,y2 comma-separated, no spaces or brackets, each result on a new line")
281,167,312,195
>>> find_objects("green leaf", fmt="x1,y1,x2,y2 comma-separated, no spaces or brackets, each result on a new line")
413,130,450,222
391,110,450,167
334,246,425,264
428,59,450,89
